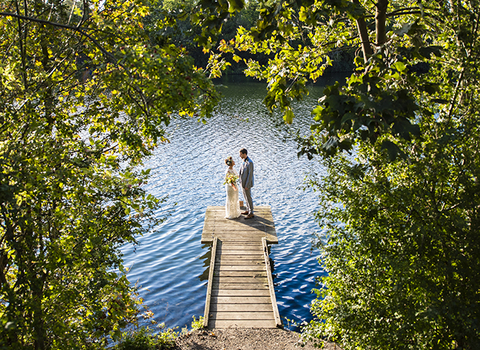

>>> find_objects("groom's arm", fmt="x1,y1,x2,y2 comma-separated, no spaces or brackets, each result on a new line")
244,162,254,189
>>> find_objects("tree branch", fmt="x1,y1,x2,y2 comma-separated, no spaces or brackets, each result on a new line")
0,11,116,63
387,7,421,17
352,0,373,58
375,0,388,46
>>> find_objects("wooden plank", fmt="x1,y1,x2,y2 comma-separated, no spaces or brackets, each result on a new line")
214,264,265,269
265,234,279,244
211,289,270,297
204,226,276,232
208,211,274,216
216,254,264,259
215,266,265,271
217,254,265,259
216,263,264,268
207,222,271,229
209,215,275,221
201,205,278,245
217,250,264,255
210,303,273,312
203,231,272,237
207,210,272,215
203,206,272,214
215,265,265,271
209,221,275,228
207,207,273,212
213,312,275,320
214,271,266,278
219,244,265,250
212,283,269,290
204,228,274,233
214,277,268,284
210,219,275,226
216,257,266,262
220,249,263,259
216,261,264,265
211,236,271,242
220,244,263,249
205,214,273,220
219,249,263,254
220,241,262,245
215,269,266,275
212,296,272,304
208,320,277,328
206,228,275,233
204,231,275,238
207,205,272,212
215,264,264,270
204,234,263,238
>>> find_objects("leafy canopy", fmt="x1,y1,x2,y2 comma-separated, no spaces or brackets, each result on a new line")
0,0,218,349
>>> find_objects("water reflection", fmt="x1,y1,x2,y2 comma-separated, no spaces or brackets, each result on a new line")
198,247,211,282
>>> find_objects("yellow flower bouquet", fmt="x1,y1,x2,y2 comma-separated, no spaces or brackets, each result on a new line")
223,173,239,191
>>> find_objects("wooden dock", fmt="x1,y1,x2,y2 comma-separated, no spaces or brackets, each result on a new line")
201,206,282,329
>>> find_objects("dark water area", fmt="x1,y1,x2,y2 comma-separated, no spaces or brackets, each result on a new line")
120,73,349,332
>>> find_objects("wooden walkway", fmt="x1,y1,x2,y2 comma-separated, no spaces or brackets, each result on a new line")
201,206,282,329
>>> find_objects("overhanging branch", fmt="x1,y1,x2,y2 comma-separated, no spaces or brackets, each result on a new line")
0,11,116,63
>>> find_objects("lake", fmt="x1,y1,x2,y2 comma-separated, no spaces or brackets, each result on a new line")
120,74,348,332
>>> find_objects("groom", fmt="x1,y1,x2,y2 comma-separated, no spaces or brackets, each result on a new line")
239,148,254,219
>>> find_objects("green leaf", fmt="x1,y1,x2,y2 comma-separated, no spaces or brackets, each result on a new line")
284,108,294,124
394,61,406,72
381,140,404,160
227,0,245,13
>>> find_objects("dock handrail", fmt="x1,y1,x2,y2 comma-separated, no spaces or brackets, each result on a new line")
203,236,218,328
262,237,282,327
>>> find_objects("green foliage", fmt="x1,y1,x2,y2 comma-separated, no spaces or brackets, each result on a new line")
295,0,480,347
304,120,480,348
190,315,205,330
191,0,246,48
0,0,219,349
115,326,177,350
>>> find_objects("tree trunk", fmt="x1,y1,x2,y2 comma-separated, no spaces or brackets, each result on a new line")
375,0,388,46
353,0,373,59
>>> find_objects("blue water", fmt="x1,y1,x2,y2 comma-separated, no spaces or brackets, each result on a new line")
121,75,346,331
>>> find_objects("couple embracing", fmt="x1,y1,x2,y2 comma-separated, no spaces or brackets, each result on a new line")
224,148,254,220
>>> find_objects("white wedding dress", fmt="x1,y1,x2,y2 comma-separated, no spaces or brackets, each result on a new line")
225,168,241,219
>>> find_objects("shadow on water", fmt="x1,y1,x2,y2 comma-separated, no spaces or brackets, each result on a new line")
198,245,211,283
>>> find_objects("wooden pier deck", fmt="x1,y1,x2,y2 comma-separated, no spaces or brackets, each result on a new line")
201,206,282,329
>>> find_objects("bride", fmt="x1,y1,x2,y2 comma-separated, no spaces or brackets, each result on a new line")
224,156,241,219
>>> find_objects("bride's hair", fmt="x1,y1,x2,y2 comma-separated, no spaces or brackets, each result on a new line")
225,157,233,166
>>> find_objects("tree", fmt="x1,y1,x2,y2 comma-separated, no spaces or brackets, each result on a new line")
0,0,218,348
192,0,480,348
304,130,480,349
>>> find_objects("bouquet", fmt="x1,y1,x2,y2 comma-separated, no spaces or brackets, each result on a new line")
223,173,239,191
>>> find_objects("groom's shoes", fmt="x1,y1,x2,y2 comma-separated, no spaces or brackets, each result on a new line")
244,213,255,219
241,211,249,215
